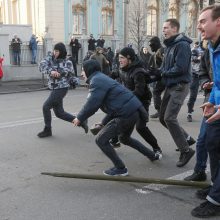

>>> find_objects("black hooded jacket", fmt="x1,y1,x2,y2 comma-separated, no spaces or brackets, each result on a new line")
119,56,152,103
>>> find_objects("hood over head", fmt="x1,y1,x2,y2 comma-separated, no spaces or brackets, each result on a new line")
149,36,161,52
83,59,101,78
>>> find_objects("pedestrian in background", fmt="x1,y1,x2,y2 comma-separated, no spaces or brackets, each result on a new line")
96,35,105,48
187,41,203,122
38,42,88,138
69,36,81,64
11,34,22,66
159,18,195,167
29,34,38,64
139,47,152,70
88,34,96,52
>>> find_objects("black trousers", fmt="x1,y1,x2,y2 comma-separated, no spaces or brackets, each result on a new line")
96,111,155,169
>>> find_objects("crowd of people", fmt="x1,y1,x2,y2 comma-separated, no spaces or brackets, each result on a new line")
36,5,220,218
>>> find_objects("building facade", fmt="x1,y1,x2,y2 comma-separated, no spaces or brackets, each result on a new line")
1,0,220,50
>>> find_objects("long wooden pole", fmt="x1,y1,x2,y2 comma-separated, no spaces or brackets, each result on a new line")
41,172,209,188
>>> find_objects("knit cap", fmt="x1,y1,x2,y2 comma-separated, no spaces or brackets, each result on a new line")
119,47,136,61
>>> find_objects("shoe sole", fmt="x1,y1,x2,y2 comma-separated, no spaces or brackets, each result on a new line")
103,171,129,176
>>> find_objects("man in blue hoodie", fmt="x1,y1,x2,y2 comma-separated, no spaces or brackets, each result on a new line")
73,60,161,176
159,18,195,167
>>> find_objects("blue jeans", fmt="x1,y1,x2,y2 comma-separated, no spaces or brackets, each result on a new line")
194,117,208,172
206,119,220,205
13,51,21,65
31,49,37,63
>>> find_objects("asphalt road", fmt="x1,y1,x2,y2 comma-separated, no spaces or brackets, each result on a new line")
0,88,218,220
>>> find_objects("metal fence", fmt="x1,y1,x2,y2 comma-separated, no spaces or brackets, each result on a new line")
9,42,82,65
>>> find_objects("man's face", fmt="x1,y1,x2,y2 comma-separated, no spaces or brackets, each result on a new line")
162,21,178,39
119,55,130,68
197,9,220,42
143,48,148,54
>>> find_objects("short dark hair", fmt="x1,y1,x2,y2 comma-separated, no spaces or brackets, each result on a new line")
165,18,180,32
201,5,220,21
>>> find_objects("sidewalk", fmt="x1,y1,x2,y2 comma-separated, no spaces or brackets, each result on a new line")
0,78,86,94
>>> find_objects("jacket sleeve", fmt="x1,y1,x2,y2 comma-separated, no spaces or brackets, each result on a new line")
77,79,108,122
199,50,211,88
163,42,191,78
208,84,216,105
39,56,53,75
132,71,146,98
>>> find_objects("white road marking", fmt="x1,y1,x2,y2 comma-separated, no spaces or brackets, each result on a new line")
135,167,210,195
0,111,104,129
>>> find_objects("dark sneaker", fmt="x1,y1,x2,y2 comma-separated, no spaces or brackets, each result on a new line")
153,148,162,154
176,148,195,167
191,200,220,218
103,167,128,176
196,185,212,200
184,171,207,181
187,114,192,122
81,119,89,133
187,136,196,146
90,123,103,135
150,112,159,119
109,139,121,148
37,127,52,138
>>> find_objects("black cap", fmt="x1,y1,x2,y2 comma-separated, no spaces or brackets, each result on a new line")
119,47,136,61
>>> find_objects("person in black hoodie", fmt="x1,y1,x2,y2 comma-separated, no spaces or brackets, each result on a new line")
73,59,161,176
148,36,165,119
159,18,195,167
118,47,162,155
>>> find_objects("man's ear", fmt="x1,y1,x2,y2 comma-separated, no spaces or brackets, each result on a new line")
216,17,220,27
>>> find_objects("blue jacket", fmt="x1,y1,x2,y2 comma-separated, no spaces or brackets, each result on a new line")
161,33,192,87
77,72,143,123
29,36,38,50
208,43,220,105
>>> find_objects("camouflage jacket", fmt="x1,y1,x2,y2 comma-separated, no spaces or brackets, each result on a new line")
39,54,74,90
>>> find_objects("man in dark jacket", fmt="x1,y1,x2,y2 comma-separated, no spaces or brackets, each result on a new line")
69,36,81,64
139,47,152,70
118,47,162,155
88,34,96,51
159,18,195,167
11,34,22,65
148,36,165,119
73,60,161,176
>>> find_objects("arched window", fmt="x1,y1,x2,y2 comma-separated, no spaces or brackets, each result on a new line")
146,0,158,36
72,0,87,35
187,0,199,37
101,0,114,35
168,0,179,19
